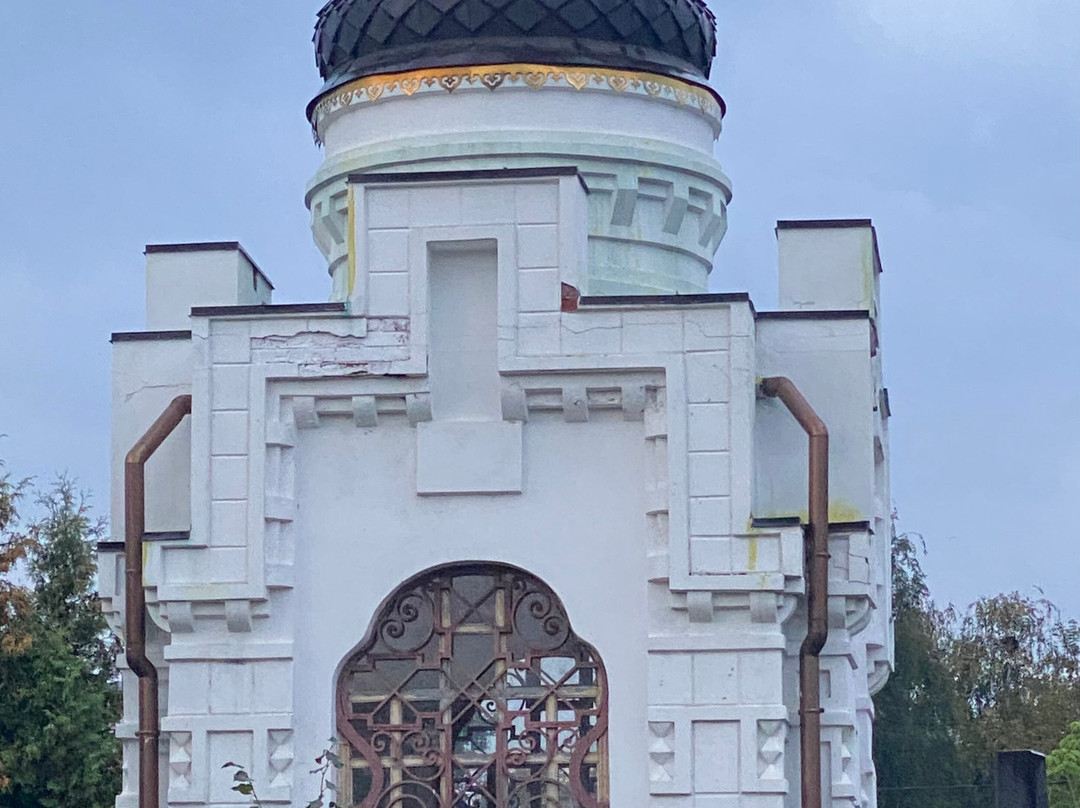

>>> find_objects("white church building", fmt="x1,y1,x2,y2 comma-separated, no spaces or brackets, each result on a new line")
99,2,893,807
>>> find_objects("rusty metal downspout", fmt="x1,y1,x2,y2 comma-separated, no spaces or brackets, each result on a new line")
125,394,192,808
759,377,829,808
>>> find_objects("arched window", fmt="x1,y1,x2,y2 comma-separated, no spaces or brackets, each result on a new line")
336,563,609,808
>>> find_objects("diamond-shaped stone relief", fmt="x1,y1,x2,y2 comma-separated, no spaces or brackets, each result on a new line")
839,727,856,785
648,721,677,786
168,731,193,791
861,770,876,807
756,720,785,781
268,729,294,788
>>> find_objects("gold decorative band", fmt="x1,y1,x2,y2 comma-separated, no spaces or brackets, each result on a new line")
310,63,724,130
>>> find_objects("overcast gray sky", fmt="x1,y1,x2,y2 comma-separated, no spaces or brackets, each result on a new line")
1,1,1077,616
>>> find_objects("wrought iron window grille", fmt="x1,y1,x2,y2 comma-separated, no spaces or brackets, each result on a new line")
336,563,610,808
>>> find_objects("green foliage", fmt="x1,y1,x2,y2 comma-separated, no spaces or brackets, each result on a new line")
305,745,344,808
0,460,31,792
223,743,343,808
0,476,121,808
221,762,261,801
25,482,116,678
0,462,32,659
949,591,1080,775
1049,722,1080,808
874,532,976,808
875,528,1080,806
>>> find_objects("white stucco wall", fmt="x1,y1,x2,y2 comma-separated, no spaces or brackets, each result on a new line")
100,87,891,808
318,85,719,161
291,413,650,805
146,245,272,331
110,337,192,536
306,82,731,297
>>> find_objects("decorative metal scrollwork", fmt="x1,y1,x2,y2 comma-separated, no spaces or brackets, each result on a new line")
336,564,609,808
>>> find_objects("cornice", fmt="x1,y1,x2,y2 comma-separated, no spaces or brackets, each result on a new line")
310,62,725,142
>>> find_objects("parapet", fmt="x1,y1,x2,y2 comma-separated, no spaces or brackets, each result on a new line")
145,242,273,330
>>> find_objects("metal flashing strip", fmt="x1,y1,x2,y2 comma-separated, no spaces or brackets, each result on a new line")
111,330,192,343
756,309,870,321
580,292,752,308
750,516,802,528
190,302,347,318
95,531,190,551
348,166,588,194
776,219,873,230
579,295,870,323
750,517,872,534
144,242,274,290
830,520,873,534
143,531,191,542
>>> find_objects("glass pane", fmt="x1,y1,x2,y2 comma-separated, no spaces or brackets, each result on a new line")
338,564,608,808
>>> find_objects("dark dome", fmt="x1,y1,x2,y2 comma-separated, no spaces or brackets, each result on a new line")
313,0,717,95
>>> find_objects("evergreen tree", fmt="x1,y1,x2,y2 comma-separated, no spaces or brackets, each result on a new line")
0,461,31,793
26,481,117,681
0,462,31,657
873,532,976,807
875,529,1080,805
0,477,121,808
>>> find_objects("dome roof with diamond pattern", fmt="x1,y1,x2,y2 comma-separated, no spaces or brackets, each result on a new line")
312,0,717,97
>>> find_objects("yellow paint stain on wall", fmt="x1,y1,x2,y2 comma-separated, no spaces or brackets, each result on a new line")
749,500,865,528
747,536,758,571
861,232,875,306
827,501,864,523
